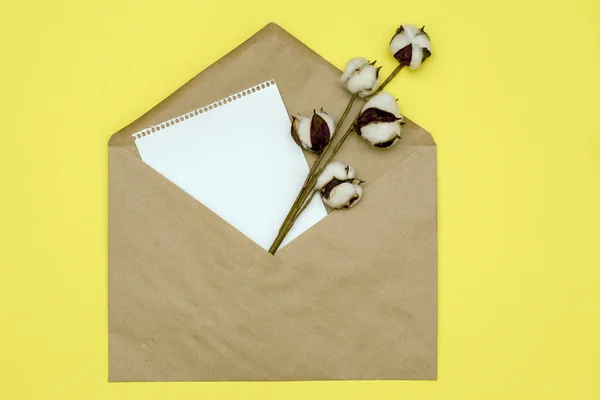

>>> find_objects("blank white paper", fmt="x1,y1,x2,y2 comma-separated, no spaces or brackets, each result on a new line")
133,80,327,251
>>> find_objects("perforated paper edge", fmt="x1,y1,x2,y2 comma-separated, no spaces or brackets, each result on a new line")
132,79,277,140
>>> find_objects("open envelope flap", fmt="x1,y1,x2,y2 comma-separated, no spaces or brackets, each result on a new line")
109,145,436,381
108,22,435,187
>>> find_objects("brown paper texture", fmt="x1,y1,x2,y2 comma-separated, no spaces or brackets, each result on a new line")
108,22,437,381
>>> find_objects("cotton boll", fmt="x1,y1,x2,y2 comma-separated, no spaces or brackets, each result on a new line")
316,162,364,209
316,161,356,190
355,91,404,148
340,57,381,97
290,110,335,154
389,24,432,69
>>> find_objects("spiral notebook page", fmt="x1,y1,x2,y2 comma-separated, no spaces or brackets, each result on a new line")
133,80,327,251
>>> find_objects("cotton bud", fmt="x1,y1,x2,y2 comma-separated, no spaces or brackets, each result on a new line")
355,92,404,148
291,109,336,154
389,24,432,69
340,57,381,97
316,161,364,209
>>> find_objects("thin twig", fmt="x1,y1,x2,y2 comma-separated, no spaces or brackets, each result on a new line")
268,94,357,254
291,190,317,225
269,64,404,255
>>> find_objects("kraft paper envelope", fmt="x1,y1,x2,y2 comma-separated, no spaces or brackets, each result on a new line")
108,22,437,381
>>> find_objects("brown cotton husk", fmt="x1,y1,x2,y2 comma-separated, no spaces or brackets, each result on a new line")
394,44,413,66
310,111,331,154
355,107,401,135
320,177,346,199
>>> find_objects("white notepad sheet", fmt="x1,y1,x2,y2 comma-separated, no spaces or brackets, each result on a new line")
133,80,327,251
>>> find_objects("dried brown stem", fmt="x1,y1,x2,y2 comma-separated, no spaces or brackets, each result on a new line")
268,94,357,254
291,190,317,225
268,64,404,255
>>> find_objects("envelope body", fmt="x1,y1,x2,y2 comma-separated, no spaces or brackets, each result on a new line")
108,23,437,381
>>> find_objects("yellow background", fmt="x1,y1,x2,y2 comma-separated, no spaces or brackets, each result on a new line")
1,0,599,398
